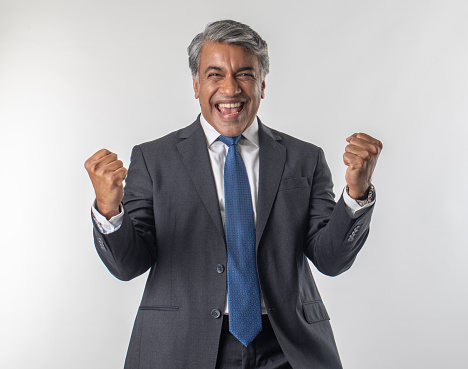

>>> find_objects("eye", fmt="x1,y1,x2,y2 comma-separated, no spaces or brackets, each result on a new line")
238,73,255,79
208,73,222,78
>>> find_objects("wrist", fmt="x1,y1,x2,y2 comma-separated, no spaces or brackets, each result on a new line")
347,186,369,200
96,200,120,220
346,184,375,206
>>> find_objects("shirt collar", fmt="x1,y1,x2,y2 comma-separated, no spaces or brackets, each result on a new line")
200,114,259,148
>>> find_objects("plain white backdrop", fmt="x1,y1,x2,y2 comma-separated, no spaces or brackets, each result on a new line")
1,0,467,368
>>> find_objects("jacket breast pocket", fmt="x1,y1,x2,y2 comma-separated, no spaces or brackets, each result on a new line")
278,177,310,192
302,300,330,324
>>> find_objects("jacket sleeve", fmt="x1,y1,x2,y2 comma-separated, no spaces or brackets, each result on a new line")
303,147,374,277
93,145,157,281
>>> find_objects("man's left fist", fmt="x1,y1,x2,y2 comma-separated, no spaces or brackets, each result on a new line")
343,133,383,200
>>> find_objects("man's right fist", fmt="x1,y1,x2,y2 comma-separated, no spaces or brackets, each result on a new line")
85,149,127,219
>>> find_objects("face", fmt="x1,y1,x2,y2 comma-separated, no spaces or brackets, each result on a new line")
193,42,266,137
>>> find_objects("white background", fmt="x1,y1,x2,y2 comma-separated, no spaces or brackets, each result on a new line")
1,0,467,368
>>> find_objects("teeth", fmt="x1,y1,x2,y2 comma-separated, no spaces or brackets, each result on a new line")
218,102,242,108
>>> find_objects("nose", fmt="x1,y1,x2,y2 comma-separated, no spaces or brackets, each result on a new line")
219,75,241,96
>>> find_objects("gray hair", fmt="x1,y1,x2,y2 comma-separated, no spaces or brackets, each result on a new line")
188,20,269,79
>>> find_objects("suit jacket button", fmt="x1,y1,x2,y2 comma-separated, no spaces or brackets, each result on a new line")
211,309,222,319
216,264,225,274
98,238,106,250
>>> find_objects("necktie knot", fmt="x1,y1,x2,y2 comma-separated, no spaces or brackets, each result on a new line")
218,134,242,147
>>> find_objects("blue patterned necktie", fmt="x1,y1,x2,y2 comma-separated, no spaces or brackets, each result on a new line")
218,134,262,347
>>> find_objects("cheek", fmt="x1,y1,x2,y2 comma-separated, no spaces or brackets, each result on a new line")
200,86,217,105
251,88,263,104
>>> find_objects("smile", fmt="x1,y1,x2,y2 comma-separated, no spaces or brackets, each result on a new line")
216,102,245,116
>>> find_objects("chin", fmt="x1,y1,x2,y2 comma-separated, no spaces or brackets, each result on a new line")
219,121,249,136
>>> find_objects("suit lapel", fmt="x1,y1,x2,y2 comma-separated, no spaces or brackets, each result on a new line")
176,118,225,241
255,121,286,249
175,117,286,248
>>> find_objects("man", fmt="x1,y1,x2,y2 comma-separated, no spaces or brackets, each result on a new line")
85,20,382,369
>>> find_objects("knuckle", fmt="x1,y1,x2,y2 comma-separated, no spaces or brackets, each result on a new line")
100,172,110,182
95,164,106,174
89,162,100,173
85,155,98,170
98,167,110,178
110,171,123,182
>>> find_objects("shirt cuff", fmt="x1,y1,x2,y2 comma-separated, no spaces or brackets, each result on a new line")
342,185,375,219
91,201,124,234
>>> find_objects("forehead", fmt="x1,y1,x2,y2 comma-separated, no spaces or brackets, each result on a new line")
199,42,260,73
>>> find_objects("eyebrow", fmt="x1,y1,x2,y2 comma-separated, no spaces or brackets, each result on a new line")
204,66,223,74
204,66,256,75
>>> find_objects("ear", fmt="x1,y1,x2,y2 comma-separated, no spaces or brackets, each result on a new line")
261,79,266,99
193,76,200,99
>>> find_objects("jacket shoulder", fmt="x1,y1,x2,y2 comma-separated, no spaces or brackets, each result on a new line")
135,119,200,154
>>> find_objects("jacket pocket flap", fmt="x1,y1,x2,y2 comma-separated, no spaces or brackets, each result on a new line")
302,300,330,324
278,177,310,192
139,305,179,311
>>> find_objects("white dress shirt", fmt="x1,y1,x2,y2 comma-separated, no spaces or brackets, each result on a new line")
200,115,260,226
91,114,375,313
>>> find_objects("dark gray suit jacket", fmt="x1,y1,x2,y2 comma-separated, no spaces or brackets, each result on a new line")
93,116,374,369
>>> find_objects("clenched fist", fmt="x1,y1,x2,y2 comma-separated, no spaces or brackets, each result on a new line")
85,149,127,219
343,133,383,200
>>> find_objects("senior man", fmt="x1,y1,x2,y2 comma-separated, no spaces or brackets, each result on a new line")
85,20,382,369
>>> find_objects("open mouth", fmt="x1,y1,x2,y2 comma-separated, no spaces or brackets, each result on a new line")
216,102,245,116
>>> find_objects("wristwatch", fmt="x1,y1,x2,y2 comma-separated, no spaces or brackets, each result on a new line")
349,184,375,206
